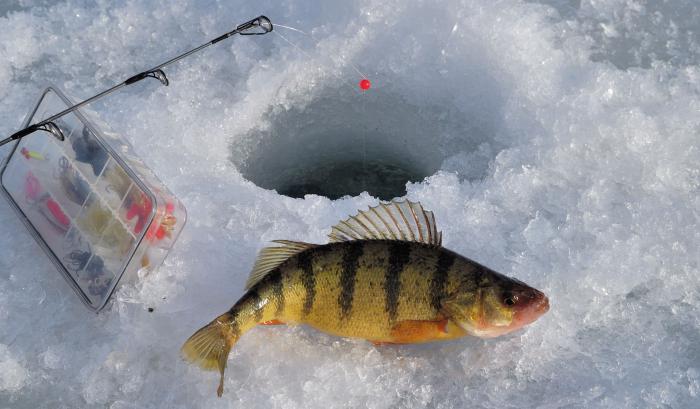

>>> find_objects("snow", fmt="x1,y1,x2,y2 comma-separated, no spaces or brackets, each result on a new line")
1,0,699,408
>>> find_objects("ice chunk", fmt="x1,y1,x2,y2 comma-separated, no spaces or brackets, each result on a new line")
0,345,28,393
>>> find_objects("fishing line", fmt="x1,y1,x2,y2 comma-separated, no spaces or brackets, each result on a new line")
361,98,368,194
274,23,375,192
275,23,369,79
272,30,359,93
274,24,371,89
441,23,459,61
273,23,307,35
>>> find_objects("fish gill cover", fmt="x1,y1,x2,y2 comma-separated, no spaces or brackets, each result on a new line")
0,0,699,408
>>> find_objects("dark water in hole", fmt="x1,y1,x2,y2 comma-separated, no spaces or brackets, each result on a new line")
275,159,426,200
232,89,498,201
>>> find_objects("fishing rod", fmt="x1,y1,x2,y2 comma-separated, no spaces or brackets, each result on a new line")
0,15,273,147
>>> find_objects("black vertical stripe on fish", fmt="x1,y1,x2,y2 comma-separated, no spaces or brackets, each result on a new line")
339,241,364,319
226,286,262,331
298,250,315,316
472,266,486,289
234,290,263,323
227,307,241,338
430,250,455,311
249,290,264,322
384,242,411,321
267,268,285,316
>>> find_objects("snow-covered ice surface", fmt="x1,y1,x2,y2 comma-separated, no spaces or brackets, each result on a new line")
1,0,699,407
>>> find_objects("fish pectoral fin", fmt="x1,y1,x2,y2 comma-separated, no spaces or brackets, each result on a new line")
259,319,285,326
441,292,484,336
387,319,452,343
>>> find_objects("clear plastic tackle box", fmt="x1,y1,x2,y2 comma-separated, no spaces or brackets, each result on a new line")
1,86,186,312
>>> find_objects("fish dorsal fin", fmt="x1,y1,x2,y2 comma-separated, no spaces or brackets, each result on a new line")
328,200,442,246
245,240,318,290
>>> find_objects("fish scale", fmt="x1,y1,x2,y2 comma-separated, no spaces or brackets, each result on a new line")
182,200,549,397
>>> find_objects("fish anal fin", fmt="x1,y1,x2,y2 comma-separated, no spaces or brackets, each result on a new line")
437,319,448,334
245,240,318,290
259,319,285,326
328,200,442,246
371,340,403,346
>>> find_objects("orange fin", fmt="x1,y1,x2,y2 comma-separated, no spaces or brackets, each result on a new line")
437,319,448,334
387,319,459,344
259,319,285,326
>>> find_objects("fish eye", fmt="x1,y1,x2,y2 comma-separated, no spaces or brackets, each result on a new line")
503,295,518,306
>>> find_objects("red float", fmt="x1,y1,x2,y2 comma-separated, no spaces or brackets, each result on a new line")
359,78,371,90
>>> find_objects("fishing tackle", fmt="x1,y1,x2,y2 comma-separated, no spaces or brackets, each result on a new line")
146,202,177,242
24,171,71,231
24,172,42,203
125,191,153,234
55,157,90,205
63,229,114,297
83,255,106,280
99,221,133,257
64,249,92,272
65,247,113,297
21,147,45,160
102,165,132,200
44,198,71,230
0,16,272,147
74,197,133,258
87,273,113,297
76,199,112,237
72,125,108,176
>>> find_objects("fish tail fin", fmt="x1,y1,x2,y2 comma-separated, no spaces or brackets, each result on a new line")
181,312,238,397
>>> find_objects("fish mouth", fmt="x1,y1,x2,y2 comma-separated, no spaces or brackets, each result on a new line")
537,294,550,314
528,290,549,317
511,290,549,328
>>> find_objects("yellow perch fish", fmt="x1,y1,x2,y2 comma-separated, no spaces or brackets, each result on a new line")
182,200,550,396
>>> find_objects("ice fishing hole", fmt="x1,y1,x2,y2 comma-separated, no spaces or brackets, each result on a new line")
231,90,502,200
